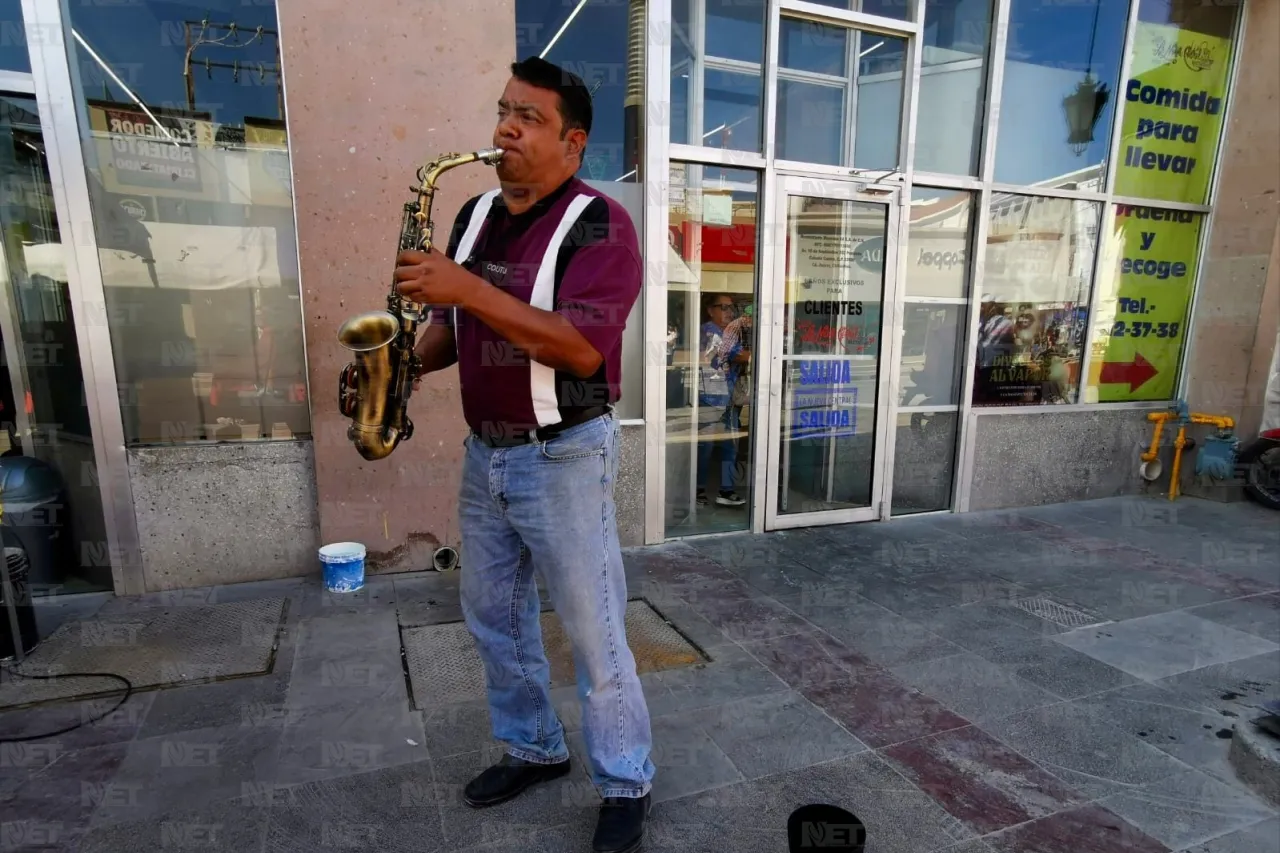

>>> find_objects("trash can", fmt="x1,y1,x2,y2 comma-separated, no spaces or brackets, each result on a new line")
0,456,73,593
1,546,39,659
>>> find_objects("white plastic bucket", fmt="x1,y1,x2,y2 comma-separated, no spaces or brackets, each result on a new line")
318,542,366,593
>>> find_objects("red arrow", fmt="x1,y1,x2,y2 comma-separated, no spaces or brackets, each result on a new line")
1100,352,1158,391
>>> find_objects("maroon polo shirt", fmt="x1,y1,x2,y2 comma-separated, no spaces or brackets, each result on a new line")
428,176,641,438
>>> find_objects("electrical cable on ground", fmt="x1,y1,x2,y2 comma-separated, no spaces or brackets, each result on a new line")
0,465,136,743
0,665,134,743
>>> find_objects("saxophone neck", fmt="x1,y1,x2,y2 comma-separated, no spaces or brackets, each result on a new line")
417,147,505,190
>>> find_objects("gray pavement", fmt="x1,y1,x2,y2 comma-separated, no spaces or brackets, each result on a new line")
1,494,1278,852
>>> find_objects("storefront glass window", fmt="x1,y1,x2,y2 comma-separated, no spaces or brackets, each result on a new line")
904,187,974,301
775,18,907,170
913,0,994,177
665,164,759,537
892,188,971,516
671,0,766,152
1083,205,1203,403
899,188,974,406
993,0,1130,190
892,410,959,513
0,94,113,594
62,0,308,445
0,0,30,73
974,195,1101,406
517,0,646,418
1111,0,1240,205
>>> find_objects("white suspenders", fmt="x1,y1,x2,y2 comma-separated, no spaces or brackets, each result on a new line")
449,189,596,428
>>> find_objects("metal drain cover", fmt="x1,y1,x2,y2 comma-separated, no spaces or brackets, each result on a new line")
401,599,706,708
0,598,286,710
1008,596,1107,629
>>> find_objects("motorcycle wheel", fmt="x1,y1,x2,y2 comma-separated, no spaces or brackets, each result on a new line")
1238,436,1280,510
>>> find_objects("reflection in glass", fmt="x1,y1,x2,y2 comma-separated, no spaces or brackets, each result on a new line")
1084,206,1204,403
664,165,758,538
994,0,1130,189
0,94,113,595
0,0,30,72
892,410,959,514
899,304,964,406
913,0,994,176
705,0,767,63
853,33,907,169
778,196,887,516
702,70,763,151
671,0,766,153
975,195,1101,406
905,187,974,299
775,21,907,170
66,2,310,445
780,18,846,76
777,81,844,165
1110,0,1240,205
516,0,644,182
516,0,646,417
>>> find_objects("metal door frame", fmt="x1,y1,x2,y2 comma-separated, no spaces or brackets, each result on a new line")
759,173,903,531
16,0,146,595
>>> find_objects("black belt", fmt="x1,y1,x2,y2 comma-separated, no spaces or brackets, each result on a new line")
472,406,612,448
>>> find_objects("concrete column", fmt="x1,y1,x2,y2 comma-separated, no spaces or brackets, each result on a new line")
1184,0,1280,431
278,0,515,572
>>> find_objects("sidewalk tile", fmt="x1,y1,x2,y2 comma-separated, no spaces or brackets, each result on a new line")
984,803,1172,853
881,725,1090,835
891,652,1060,726
1052,612,1280,681
1097,768,1277,851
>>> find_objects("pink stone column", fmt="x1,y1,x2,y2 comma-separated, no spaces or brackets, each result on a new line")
1186,0,1280,428
278,0,516,572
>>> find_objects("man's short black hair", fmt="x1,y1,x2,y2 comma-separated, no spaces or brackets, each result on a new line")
510,56,593,138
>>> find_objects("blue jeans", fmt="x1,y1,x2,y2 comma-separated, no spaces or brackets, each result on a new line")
457,412,655,799
696,401,739,492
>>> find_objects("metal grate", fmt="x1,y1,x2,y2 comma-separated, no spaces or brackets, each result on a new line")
1008,596,1107,629
401,599,707,709
0,598,286,710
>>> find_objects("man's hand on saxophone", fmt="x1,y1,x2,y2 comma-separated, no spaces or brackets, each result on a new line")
394,247,474,306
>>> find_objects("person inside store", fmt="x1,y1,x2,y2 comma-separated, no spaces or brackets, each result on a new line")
393,56,654,853
717,300,753,461
696,293,747,507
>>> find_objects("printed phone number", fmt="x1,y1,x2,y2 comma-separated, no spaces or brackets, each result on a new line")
1107,321,1181,339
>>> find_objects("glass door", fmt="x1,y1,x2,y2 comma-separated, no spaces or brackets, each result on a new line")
0,90,114,595
762,175,900,529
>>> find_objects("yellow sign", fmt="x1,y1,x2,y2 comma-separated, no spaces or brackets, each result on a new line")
87,101,217,201
1087,204,1203,402
1113,21,1234,204
244,118,293,208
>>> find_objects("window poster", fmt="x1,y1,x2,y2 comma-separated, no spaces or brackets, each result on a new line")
786,207,885,358
974,196,1097,406
1087,205,1202,402
789,360,859,441
1113,19,1234,204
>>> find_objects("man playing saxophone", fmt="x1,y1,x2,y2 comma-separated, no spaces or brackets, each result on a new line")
392,57,654,853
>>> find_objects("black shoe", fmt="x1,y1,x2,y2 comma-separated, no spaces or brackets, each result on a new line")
462,753,571,808
716,489,745,506
593,793,651,853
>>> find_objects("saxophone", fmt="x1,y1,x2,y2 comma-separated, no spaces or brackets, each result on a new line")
337,147,504,460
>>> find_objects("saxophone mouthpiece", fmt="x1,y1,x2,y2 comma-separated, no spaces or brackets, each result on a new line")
479,147,505,165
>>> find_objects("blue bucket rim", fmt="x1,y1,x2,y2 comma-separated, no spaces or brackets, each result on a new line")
319,542,366,562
